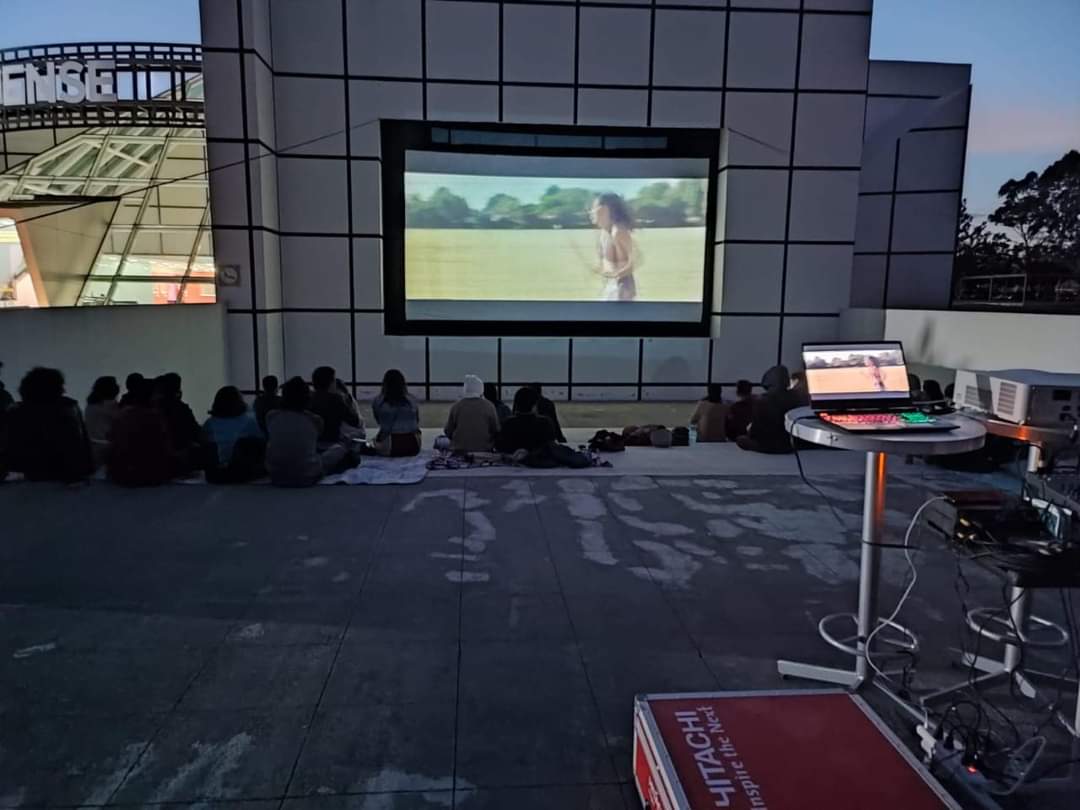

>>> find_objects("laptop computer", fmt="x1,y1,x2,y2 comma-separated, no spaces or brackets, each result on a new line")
801,341,958,433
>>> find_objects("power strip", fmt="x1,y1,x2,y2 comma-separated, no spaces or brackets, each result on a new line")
916,723,1003,810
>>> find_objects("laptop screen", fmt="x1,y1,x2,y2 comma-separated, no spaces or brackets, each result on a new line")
802,342,911,406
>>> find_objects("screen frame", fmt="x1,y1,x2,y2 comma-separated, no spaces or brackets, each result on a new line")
380,119,720,337
802,340,914,412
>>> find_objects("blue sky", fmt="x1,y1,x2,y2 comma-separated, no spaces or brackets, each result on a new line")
3,0,1076,219
870,0,1080,217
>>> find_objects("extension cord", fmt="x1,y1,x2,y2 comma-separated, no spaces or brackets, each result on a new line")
917,721,964,759
917,722,1003,810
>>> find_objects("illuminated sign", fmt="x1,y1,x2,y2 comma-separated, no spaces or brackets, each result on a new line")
0,59,117,106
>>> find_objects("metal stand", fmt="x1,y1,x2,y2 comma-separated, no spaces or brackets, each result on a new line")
921,585,1079,738
777,409,986,718
778,452,924,718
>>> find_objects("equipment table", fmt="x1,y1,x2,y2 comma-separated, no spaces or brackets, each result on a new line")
778,407,986,707
973,413,1076,473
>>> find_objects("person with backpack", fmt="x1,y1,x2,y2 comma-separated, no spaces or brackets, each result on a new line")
202,386,266,483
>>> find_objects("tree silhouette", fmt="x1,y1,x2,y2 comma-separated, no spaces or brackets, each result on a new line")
989,149,1079,271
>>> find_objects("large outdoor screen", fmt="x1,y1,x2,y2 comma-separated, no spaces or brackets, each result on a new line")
402,151,710,324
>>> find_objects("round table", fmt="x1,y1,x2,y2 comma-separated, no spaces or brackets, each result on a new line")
777,407,987,703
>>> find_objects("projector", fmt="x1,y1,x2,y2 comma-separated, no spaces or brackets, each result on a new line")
953,369,1080,427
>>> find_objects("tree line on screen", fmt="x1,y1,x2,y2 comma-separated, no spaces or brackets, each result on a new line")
405,179,705,229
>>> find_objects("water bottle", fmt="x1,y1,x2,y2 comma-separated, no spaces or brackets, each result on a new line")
689,425,698,445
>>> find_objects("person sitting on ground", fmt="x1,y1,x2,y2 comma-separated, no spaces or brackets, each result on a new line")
253,375,282,434
496,387,557,454
908,373,925,401
445,374,500,453
0,361,11,480
108,376,178,486
85,376,121,468
266,376,352,487
790,370,810,407
483,382,512,424
119,372,144,408
336,378,364,432
310,365,363,446
153,372,202,470
725,379,754,441
689,384,729,443
202,386,266,483
4,367,93,483
371,369,422,457
0,360,13,412
922,379,945,403
735,365,802,455
528,383,566,443
920,379,953,414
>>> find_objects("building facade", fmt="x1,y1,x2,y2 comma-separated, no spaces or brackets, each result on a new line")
0,1,972,403
200,0,971,401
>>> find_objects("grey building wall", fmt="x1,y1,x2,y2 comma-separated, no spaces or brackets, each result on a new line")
853,59,971,310
200,0,966,400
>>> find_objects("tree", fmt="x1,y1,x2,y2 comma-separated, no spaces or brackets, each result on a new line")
955,198,1013,277
535,186,593,227
483,193,526,228
989,149,1079,271
405,187,474,228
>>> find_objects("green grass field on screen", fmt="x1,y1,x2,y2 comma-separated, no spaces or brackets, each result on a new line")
405,227,705,302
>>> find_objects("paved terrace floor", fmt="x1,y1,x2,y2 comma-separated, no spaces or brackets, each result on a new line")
1,456,1076,809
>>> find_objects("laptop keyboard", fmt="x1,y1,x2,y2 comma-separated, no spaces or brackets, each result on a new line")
819,411,937,429
821,413,904,427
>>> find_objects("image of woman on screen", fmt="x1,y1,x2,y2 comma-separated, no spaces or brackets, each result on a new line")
588,193,638,302
863,355,887,391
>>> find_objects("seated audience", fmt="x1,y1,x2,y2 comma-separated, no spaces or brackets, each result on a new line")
922,379,945,403
266,377,351,487
445,375,500,453
529,383,566,443
310,365,363,445
336,378,364,433
108,377,178,486
253,375,282,433
85,376,121,468
202,386,266,483
496,387,556,453
484,382,512,424
154,372,201,468
908,373,926,401
725,379,754,441
0,360,13,412
790,370,810,407
372,369,422,457
689,384,729,443
0,361,10,479
735,365,801,455
4,367,93,483
119,372,144,408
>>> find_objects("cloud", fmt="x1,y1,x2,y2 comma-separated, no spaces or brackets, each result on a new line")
967,102,1080,154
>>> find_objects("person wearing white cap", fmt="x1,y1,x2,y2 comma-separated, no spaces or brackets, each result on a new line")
444,374,500,453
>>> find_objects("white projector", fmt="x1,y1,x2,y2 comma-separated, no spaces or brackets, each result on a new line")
953,369,1080,427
